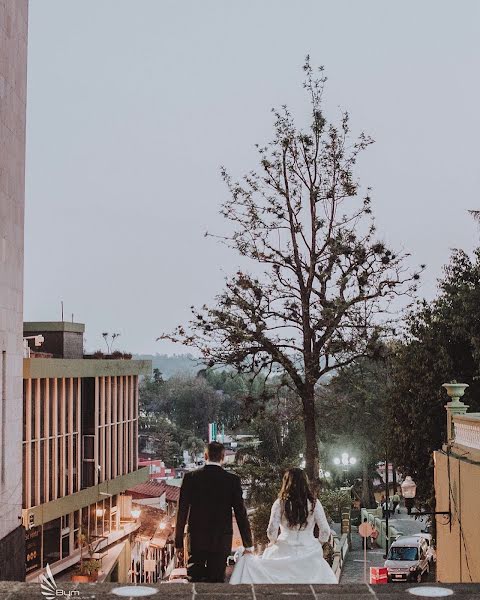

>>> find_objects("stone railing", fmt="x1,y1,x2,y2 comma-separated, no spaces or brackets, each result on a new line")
331,533,349,581
361,508,403,551
453,414,480,450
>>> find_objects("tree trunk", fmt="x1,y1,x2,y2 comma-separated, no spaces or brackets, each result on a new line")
302,389,320,493
361,460,370,508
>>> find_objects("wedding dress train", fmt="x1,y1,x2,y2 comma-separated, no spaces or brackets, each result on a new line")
230,498,338,585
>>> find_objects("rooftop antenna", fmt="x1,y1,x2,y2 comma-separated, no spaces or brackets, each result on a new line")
61,300,64,322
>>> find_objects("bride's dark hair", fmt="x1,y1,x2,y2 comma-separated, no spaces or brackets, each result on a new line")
278,468,315,528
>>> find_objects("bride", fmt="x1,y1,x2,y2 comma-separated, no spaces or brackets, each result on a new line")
230,468,338,585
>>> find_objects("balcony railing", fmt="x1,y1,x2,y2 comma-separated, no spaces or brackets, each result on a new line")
453,414,480,450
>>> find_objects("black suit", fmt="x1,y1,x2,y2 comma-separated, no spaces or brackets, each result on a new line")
175,465,253,582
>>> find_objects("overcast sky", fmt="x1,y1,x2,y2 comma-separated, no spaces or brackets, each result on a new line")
24,0,480,354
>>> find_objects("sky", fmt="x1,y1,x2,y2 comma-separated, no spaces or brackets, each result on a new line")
24,0,480,355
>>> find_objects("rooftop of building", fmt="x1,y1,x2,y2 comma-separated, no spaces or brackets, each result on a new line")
24,321,85,333
127,478,182,502
0,582,477,599
23,357,151,378
128,479,166,498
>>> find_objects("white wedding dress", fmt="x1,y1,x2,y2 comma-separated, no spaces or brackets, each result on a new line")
230,499,338,585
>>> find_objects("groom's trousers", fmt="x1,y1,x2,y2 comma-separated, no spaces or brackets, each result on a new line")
187,550,228,582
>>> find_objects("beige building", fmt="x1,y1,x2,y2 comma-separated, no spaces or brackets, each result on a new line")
22,322,150,583
434,384,480,582
0,0,29,581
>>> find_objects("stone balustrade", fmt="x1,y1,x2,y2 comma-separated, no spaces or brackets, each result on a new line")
453,414,480,450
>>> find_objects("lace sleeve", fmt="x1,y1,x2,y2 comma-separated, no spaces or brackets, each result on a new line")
314,500,331,544
266,499,282,542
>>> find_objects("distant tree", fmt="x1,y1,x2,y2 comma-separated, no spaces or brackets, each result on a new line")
165,375,222,439
162,58,420,486
139,370,166,416
388,248,480,505
138,414,182,466
183,434,205,464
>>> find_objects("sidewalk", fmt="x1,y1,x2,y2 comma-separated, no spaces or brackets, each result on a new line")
340,531,386,583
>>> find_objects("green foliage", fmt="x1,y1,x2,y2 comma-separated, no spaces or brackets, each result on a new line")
388,248,480,505
318,489,351,522
138,414,183,466
250,503,273,546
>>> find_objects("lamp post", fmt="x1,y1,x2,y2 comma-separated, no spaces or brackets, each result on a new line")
333,452,357,486
401,476,451,523
299,453,306,469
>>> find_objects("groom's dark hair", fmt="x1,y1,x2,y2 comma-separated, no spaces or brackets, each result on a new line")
206,441,225,462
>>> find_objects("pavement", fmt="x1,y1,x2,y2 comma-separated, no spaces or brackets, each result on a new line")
340,507,429,584
0,581,477,599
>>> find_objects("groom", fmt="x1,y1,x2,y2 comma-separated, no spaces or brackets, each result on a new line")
175,441,253,582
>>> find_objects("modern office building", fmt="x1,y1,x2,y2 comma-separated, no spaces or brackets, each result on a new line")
22,322,150,582
0,0,29,581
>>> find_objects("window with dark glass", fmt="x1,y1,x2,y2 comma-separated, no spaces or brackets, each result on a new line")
39,380,46,439
49,439,54,501
39,440,45,504
31,387,36,440
48,380,54,437
42,518,61,567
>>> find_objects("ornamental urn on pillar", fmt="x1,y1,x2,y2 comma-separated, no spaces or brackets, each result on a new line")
442,382,469,443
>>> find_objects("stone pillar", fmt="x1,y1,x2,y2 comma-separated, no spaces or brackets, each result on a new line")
442,383,469,444
0,0,28,582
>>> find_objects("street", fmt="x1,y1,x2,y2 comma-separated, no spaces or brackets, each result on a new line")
340,507,433,583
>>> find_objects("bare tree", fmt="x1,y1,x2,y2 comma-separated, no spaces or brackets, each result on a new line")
161,58,421,486
468,210,480,223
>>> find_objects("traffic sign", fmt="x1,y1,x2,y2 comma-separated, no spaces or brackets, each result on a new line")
359,522,374,538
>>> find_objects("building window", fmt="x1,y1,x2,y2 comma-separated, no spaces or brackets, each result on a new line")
39,439,45,504
61,514,70,559
42,518,61,568
73,510,80,550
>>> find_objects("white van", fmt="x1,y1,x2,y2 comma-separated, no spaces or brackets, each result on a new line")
384,536,430,583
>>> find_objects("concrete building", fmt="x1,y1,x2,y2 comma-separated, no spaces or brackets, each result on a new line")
22,322,150,582
434,383,480,582
0,0,29,581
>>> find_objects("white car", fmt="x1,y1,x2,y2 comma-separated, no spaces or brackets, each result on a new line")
384,536,430,583
411,533,436,564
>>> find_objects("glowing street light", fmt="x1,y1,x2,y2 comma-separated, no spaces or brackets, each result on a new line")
333,452,358,485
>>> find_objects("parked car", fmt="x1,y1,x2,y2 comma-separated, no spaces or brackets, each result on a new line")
166,567,189,583
411,533,436,564
384,536,430,583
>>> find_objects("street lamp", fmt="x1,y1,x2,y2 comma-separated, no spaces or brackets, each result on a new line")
333,452,357,485
401,476,451,522
299,453,306,469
